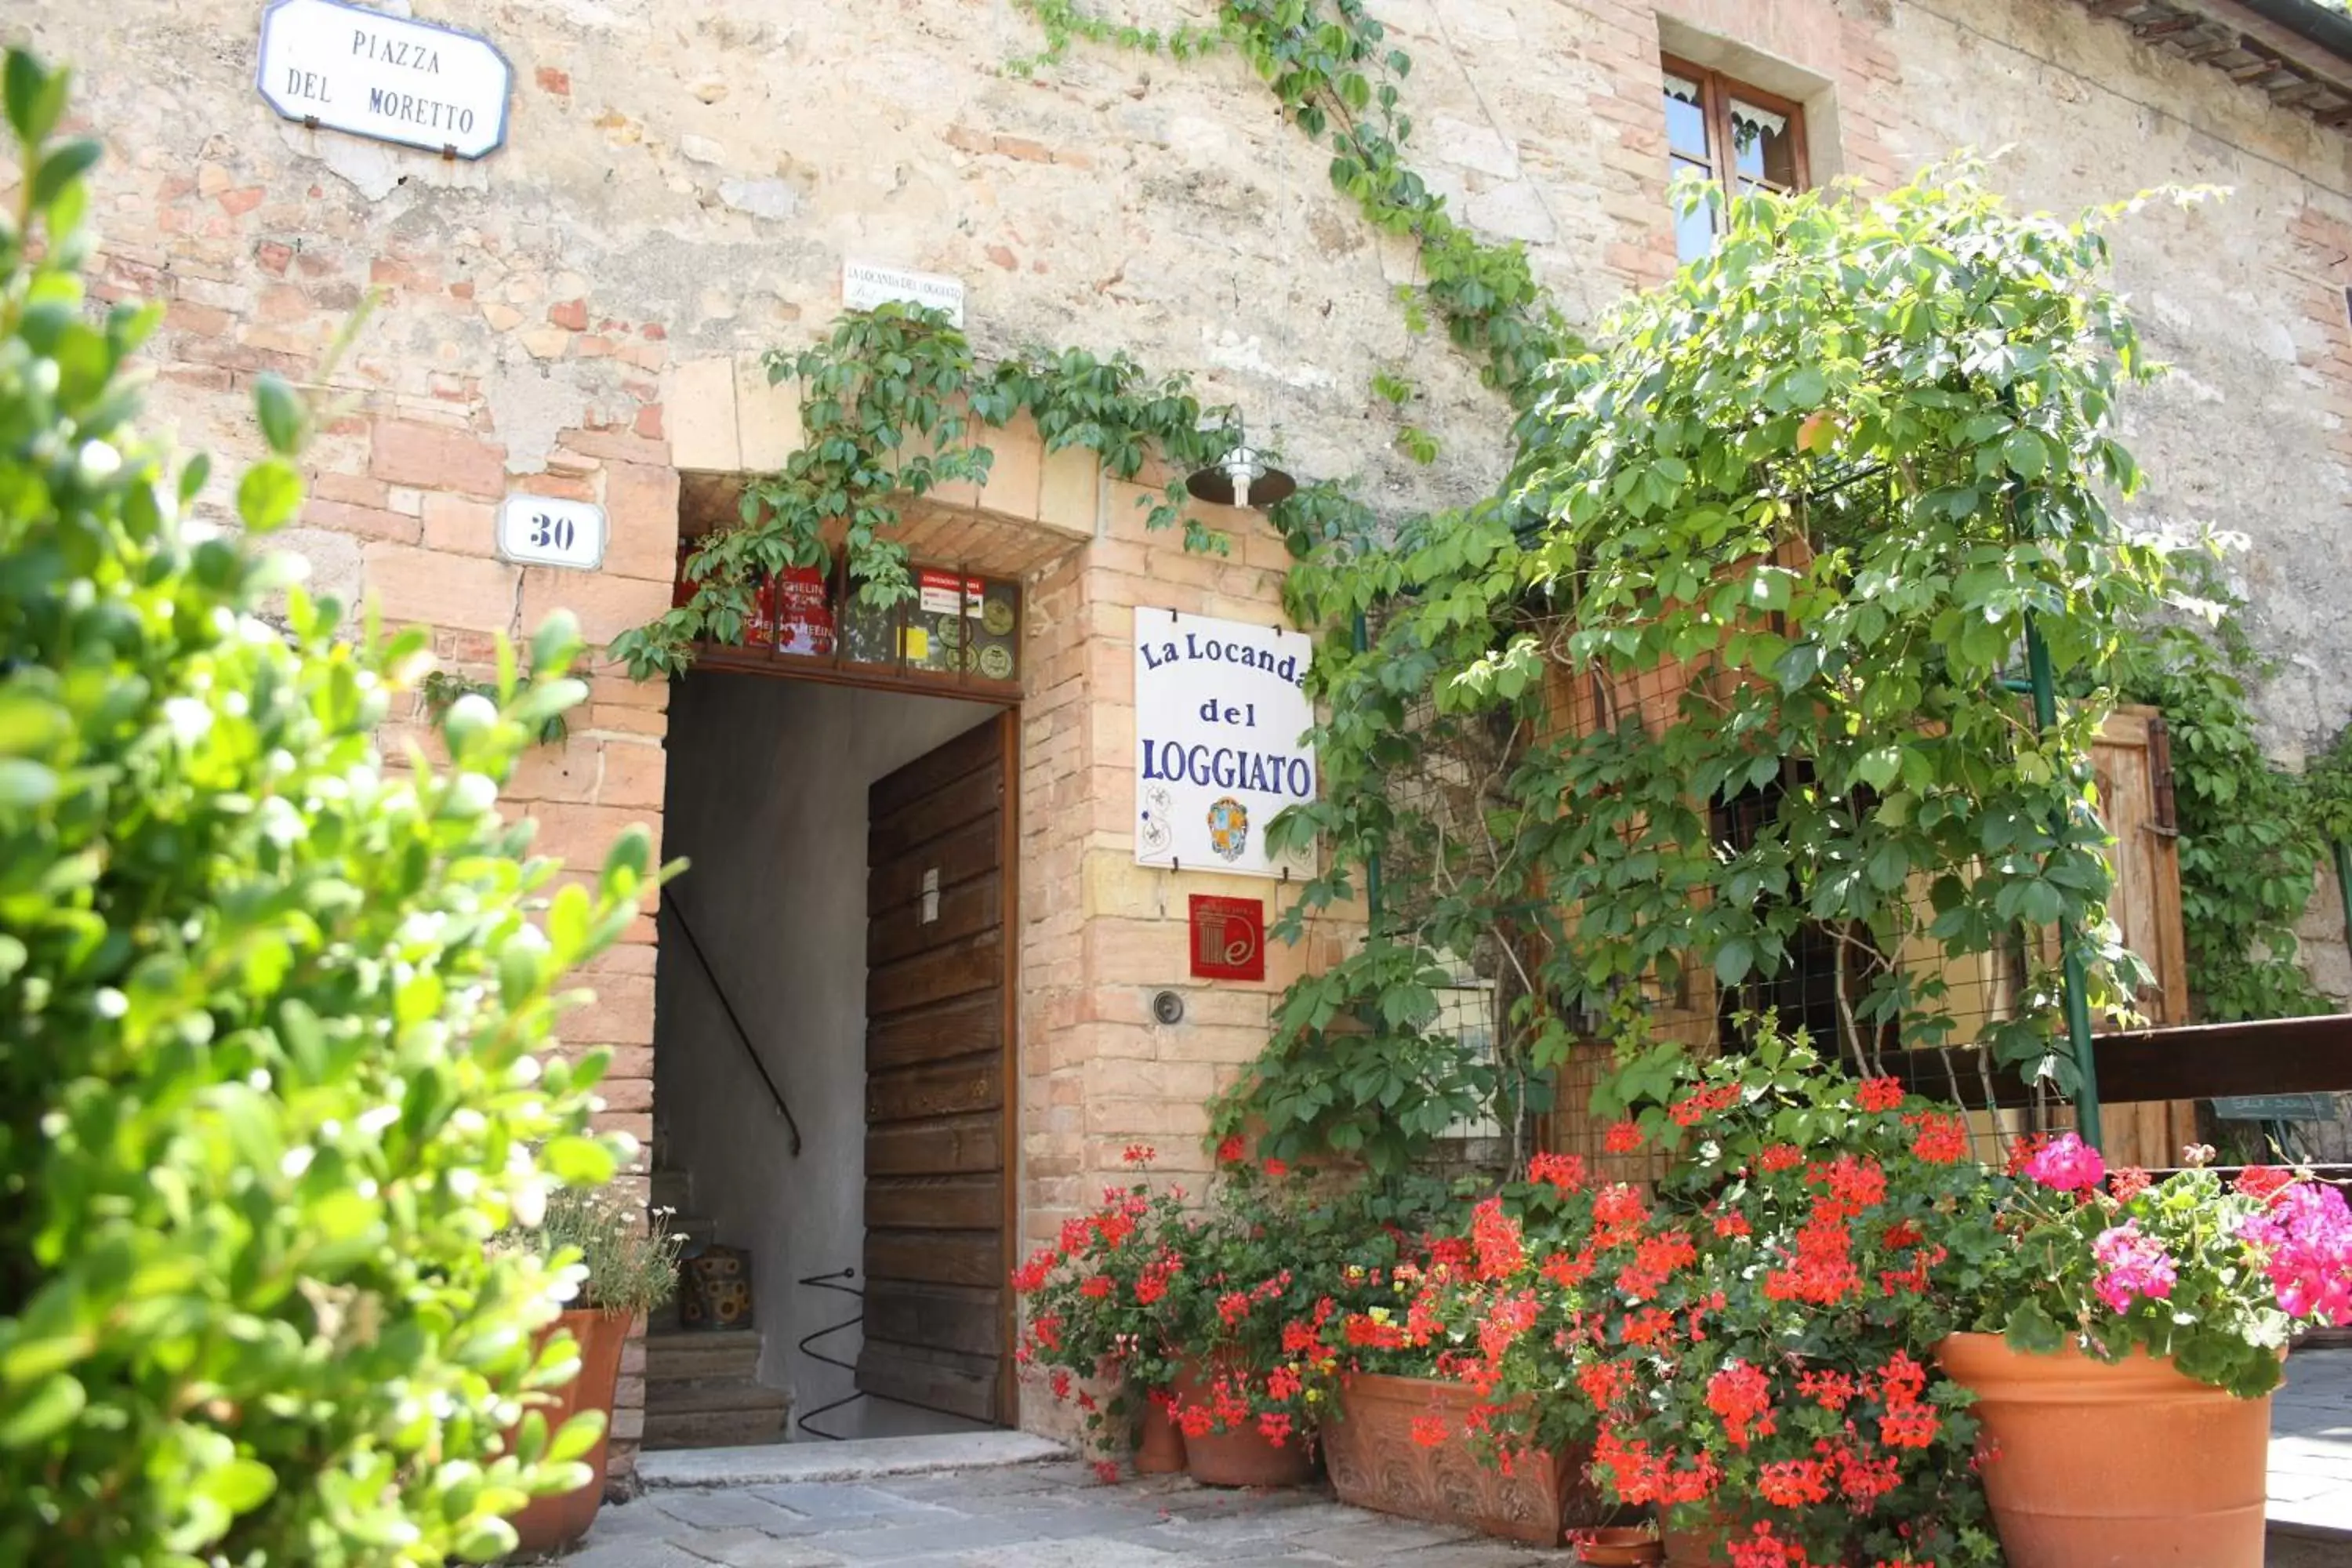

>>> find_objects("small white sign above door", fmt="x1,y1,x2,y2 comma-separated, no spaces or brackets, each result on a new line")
497,494,606,571
842,260,967,327
256,0,514,159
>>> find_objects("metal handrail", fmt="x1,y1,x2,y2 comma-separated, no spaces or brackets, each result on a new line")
659,895,804,1156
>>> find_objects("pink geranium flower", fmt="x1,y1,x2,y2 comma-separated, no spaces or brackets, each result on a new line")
2240,1181,2352,1327
2089,1221,2176,1314
2022,1131,2107,1194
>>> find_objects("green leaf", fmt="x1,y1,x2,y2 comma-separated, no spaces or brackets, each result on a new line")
3,52,65,145
253,375,307,457
0,758,60,810
199,1457,278,1515
2001,427,2048,480
1854,746,1903,791
28,138,100,209
543,1135,616,1187
2004,1301,2065,1356
235,460,304,532
1714,937,1755,988
0,1374,84,1446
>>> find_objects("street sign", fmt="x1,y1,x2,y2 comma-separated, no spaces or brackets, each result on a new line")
256,0,512,159
497,495,606,571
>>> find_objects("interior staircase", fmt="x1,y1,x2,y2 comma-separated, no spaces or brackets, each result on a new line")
644,1164,793,1450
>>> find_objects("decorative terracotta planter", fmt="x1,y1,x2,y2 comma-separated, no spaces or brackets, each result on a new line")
506,1308,633,1555
1574,1526,1665,1565
1935,1330,2271,1568
1135,1394,1188,1475
1319,1372,1603,1546
1168,1360,1315,1488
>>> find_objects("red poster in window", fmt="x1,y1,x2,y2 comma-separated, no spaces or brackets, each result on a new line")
773,564,834,657
1189,895,1265,982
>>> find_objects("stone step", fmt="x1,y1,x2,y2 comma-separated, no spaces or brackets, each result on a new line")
642,1378,792,1451
671,1212,717,1246
649,1169,691,1213
652,1377,793,1416
643,1404,793,1450
646,1328,763,1382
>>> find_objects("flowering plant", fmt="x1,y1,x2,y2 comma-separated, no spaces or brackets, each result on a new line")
1951,1132,2352,1397
1570,1031,2002,1568
1159,1145,1363,1451
1329,1154,1606,1465
1010,1148,1201,1472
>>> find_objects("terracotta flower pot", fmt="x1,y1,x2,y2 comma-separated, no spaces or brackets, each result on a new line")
1168,1360,1315,1488
1321,1372,1603,1545
506,1308,633,1555
1135,1393,1188,1475
1574,1526,1665,1566
1658,1520,1726,1567
1935,1330,2271,1568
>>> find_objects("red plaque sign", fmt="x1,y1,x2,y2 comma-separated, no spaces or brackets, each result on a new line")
1189,895,1265,982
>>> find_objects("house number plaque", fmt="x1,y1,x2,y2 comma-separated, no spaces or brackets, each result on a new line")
497,494,606,571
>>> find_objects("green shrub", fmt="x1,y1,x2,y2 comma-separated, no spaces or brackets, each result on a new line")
0,50,655,1565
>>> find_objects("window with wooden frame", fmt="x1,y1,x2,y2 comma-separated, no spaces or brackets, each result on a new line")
1661,56,1809,264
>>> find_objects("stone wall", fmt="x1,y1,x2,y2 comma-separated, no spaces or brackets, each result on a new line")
17,0,2352,1452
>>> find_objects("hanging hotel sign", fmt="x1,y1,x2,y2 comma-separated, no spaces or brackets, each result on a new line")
1134,609,1316,881
256,0,514,159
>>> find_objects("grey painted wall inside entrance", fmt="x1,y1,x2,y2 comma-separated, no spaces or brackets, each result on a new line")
655,671,996,1434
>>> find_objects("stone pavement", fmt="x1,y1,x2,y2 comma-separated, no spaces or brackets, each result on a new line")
2270,1345,2352,1559
567,1461,1559,1568
568,1349,2352,1568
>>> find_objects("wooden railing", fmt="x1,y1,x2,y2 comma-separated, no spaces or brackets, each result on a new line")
1878,1013,2352,1112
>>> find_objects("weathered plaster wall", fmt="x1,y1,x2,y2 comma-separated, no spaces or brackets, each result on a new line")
655,672,993,1430
29,0,2351,733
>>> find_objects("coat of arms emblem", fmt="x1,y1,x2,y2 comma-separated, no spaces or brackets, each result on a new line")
1206,796,1250,862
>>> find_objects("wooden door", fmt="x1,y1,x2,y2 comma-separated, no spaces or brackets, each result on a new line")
857,711,1015,1424
2089,706,2196,1168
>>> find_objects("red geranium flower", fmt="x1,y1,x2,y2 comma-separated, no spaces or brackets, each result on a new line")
2236,1164,2296,1203
1528,1151,1588,1192
1856,1075,1906,1112
1604,1120,1646,1152
1907,1111,1969,1164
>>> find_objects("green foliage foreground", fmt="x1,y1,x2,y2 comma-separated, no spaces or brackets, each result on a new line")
0,53,651,1565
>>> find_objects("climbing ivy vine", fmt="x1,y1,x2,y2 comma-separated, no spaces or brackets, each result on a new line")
2115,598,2352,1022
1218,168,2193,1171
609,307,1242,678
1010,0,1573,398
